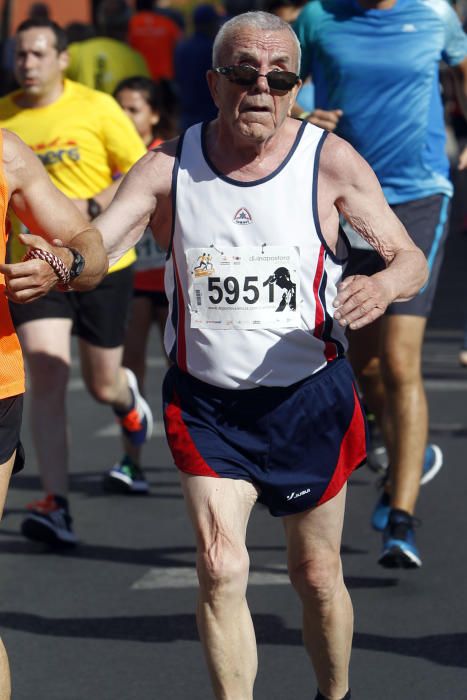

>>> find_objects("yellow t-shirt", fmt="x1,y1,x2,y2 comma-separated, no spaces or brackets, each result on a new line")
0,79,147,271
67,38,151,95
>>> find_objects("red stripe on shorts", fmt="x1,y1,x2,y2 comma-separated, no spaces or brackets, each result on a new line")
317,384,366,505
164,392,219,477
173,254,187,372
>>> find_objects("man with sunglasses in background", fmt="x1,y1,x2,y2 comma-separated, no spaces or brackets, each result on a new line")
91,12,427,700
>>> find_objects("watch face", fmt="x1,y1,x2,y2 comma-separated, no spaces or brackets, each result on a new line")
69,249,85,279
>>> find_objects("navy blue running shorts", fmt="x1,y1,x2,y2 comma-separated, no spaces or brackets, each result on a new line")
163,358,368,517
0,394,25,473
344,194,451,318
9,266,134,348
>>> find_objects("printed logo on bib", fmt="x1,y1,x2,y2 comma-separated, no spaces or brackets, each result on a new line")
186,245,301,330
233,208,252,225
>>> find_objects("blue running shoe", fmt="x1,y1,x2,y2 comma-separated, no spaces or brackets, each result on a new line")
371,443,443,532
379,509,421,569
115,368,153,447
371,489,391,532
420,443,443,485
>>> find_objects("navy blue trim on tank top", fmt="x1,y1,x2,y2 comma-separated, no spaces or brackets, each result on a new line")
319,267,345,358
200,119,307,187
312,131,350,265
166,132,185,259
168,132,185,364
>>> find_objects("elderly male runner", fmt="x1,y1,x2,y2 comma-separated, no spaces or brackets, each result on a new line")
95,12,427,700
0,127,107,699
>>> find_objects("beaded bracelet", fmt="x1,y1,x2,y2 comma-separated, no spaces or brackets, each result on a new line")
23,247,71,286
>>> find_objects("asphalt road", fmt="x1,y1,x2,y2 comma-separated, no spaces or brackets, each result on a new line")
1,209,466,699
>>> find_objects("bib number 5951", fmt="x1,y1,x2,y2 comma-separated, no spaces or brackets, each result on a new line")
208,276,259,305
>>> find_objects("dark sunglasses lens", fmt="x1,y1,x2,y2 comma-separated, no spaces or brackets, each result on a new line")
230,65,259,85
267,71,298,91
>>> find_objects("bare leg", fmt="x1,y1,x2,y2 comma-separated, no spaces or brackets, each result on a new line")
380,315,427,514
284,486,352,700
347,317,385,427
122,296,154,391
17,319,72,496
121,297,168,464
180,474,259,700
0,452,15,699
79,340,130,408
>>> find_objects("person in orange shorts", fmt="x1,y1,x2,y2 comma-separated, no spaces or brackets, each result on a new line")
0,127,108,700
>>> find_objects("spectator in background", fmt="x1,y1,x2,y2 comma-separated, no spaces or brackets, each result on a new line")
151,0,186,30
174,4,219,130
65,22,96,44
128,0,183,81
266,0,307,23
66,0,150,94
0,17,150,547
1,2,51,95
105,75,178,493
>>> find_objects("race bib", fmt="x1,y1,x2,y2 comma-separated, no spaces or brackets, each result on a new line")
186,245,301,330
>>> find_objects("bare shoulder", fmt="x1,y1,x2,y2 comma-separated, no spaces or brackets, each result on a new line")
319,132,365,180
2,129,30,169
2,129,42,196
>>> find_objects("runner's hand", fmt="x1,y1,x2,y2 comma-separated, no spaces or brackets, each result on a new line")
0,233,70,303
306,109,343,132
333,274,392,330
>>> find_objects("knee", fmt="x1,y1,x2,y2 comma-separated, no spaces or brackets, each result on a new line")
86,381,113,404
381,350,421,389
197,538,250,601
27,353,69,396
289,550,343,608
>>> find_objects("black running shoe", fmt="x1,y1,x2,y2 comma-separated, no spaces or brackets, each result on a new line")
21,494,77,547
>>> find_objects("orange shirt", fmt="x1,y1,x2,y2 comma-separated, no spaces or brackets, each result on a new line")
0,131,25,398
128,11,182,80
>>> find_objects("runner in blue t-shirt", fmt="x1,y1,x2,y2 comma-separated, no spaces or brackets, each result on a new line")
295,0,467,569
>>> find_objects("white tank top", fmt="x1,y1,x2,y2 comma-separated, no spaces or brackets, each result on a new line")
164,121,349,389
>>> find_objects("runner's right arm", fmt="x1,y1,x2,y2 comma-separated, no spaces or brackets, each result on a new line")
0,130,109,300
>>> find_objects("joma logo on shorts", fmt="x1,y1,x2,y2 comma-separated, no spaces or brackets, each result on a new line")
286,488,311,501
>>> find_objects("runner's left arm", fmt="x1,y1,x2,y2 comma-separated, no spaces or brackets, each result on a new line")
318,133,428,330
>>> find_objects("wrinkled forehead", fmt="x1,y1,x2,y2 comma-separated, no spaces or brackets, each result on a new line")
219,28,299,71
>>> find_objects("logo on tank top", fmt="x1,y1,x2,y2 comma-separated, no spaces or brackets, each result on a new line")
233,207,252,225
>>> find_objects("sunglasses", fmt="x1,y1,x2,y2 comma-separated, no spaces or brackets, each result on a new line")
214,65,300,92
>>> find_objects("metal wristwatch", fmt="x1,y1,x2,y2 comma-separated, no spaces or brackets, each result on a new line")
68,247,86,281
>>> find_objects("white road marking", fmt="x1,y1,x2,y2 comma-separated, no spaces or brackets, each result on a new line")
132,565,290,589
424,379,467,391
